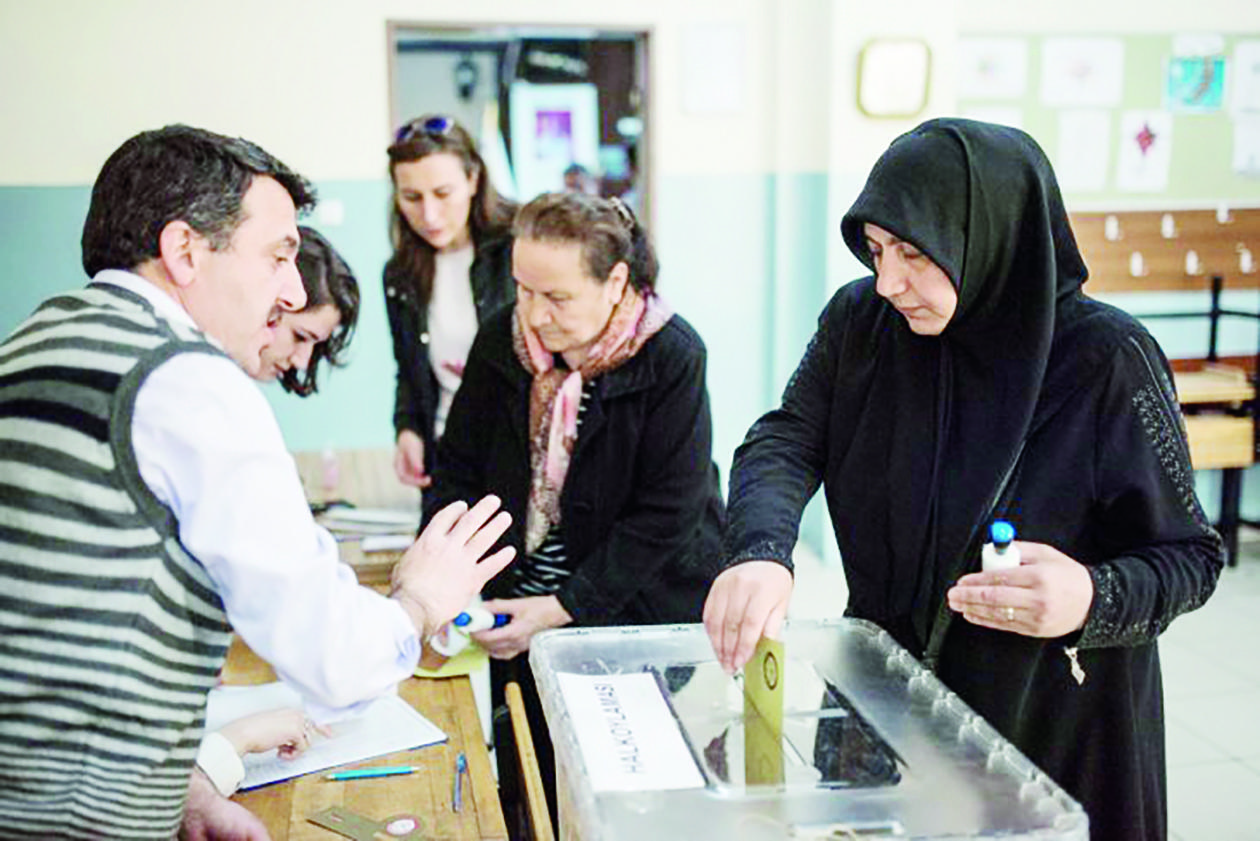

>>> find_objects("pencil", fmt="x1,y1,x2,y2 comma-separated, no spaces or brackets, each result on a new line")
326,765,421,781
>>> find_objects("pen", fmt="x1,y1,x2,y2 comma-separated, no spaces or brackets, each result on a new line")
326,765,421,781
453,752,467,812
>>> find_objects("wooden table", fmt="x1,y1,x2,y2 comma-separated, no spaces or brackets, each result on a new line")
222,637,507,841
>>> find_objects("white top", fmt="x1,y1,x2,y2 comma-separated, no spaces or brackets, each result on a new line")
427,245,478,438
96,271,419,720
195,731,245,797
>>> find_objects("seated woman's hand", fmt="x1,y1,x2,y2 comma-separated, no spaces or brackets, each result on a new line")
947,541,1094,638
703,561,793,675
217,707,329,760
473,596,573,659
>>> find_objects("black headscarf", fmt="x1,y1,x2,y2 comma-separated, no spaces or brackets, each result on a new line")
834,118,1088,651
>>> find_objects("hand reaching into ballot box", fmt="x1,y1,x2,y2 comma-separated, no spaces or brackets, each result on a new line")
391,496,516,641
703,561,794,674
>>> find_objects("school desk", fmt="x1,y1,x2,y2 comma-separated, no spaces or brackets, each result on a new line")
221,635,507,841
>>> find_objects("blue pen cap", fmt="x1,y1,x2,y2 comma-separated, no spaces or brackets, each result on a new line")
453,610,511,628
990,520,1016,549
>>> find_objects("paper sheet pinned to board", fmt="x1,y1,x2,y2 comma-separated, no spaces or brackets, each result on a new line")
204,682,445,790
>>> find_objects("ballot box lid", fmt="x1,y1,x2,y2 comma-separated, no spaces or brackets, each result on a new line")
529,618,1087,841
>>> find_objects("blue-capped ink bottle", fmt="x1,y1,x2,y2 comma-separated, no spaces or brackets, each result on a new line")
429,606,510,658
981,520,1021,572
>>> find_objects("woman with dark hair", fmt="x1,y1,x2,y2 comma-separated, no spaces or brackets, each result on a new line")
424,191,725,835
704,118,1223,841
385,115,517,489
255,225,359,394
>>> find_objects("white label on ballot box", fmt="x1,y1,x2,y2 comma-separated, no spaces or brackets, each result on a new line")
556,672,704,791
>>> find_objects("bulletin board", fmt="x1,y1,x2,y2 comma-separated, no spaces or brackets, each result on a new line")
956,33,1260,205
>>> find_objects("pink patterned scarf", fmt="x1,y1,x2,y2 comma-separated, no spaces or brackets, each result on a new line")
512,287,672,552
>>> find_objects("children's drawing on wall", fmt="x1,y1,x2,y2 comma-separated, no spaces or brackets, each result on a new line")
958,38,1029,100
1116,110,1173,192
1166,56,1226,113
1235,117,1260,178
1055,110,1111,192
1232,40,1260,114
1040,38,1124,108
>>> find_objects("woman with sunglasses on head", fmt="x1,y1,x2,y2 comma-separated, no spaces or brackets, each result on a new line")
385,115,517,491
254,225,360,391
424,191,725,836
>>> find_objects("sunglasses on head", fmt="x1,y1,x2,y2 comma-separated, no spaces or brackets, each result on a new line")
394,115,455,145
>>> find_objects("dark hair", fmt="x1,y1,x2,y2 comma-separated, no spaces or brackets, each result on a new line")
512,192,658,292
279,226,360,397
385,115,515,310
81,124,315,277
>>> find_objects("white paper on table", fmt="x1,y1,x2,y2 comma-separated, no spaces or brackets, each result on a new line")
1041,38,1125,107
1055,110,1111,192
318,507,420,536
1116,110,1173,193
556,672,705,792
360,533,415,553
204,682,446,790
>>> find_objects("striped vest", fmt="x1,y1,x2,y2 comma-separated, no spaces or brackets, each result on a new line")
0,284,233,838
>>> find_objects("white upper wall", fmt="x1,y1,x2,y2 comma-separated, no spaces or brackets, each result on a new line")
2,0,1257,187
958,0,1260,33
0,0,794,185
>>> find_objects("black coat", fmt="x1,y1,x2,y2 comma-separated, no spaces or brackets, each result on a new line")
384,233,514,473
424,305,725,626
730,283,1222,840
725,120,1224,841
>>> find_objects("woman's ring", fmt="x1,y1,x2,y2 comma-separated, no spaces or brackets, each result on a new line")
1005,606,1015,621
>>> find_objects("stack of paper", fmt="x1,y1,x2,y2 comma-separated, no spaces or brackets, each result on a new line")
317,507,419,542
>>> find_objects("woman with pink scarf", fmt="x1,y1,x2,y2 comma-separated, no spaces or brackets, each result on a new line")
422,191,724,837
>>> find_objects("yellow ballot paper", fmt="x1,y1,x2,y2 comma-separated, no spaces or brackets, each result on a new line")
743,636,784,785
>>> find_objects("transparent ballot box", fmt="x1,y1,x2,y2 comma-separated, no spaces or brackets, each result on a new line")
530,619,1087,840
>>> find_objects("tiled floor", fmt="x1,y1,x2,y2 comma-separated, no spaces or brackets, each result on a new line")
789,537,1260,841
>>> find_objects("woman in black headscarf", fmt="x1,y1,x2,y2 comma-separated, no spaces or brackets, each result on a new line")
704,118,1223,840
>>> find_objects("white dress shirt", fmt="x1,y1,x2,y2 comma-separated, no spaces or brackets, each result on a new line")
95,271,419,720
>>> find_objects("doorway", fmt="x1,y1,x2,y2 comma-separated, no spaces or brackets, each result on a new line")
387,23,651,222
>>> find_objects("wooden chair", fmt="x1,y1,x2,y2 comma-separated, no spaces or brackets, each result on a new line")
505,681,556,841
